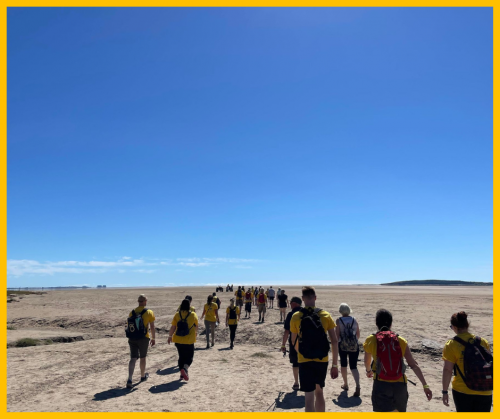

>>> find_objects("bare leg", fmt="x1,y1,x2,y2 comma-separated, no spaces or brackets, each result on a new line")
293,367,299,387
128,358,137,381
351,368,360,387
341,366,348,387
140,357,146,378
314,385,325,412
305,391,316,412
210,322,215,345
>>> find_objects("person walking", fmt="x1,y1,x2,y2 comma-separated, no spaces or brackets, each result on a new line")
277,289,289,322
200,295,219,349
212,292,221,310
225,298,241,349
335,303,361,397
363,309,432,412
167,298,198,381
244,288,253,318
177,295,195,312
253,287,259,306
281,296,303,391
234,286,244,313
267,286,275,309
441,311,492,412
290,286,339,412
125,294,156,388
257,288,267,322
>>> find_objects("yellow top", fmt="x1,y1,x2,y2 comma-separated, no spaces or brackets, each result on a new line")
128,307,155,339
442,332,492,395
363,334,408,383
171,310,198,344
244,291,253,303
290,307,336,363
226,306,240,325
234,290,244,300
204,302,219,322
177,305,196,313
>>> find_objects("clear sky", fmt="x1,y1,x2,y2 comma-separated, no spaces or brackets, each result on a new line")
7,7,492,287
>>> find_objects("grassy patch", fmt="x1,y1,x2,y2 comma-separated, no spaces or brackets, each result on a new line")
7,325,16,330
14,338,40,347
7,291,45,296
250,352,272,358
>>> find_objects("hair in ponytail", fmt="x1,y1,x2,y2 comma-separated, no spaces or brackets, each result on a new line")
451,311,469,329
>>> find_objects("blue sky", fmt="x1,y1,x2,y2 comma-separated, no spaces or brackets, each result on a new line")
7,7,492,287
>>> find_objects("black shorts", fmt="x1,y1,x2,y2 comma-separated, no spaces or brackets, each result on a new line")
371,380,408,412
128,337,150,359
289,345,299,368
245,302,252,312
299,361,328,393
269,296,275,300
338,343,359,369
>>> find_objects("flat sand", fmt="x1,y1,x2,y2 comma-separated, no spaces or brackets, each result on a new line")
7,285,493,412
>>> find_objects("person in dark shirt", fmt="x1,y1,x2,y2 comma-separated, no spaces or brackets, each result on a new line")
277,290,289,322
281,296,302,391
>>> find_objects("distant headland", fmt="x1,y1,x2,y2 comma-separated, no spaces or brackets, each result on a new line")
381,279,493,286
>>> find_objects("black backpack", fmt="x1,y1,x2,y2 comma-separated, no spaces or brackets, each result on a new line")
338,317,359,352
126,308,148,339
237,289,242,298
453,336,493,391
229,306,237,320
298,308,330,359
176,311,194,337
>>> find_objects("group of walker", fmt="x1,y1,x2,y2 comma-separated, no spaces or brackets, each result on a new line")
125,287,492,412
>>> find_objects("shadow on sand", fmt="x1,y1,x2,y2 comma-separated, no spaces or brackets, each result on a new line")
156,366,179,376
332,389,362,408
267,391,305,411
149,380,186,394
93,386,138,401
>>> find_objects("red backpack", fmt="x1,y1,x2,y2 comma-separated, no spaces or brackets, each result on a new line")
245,291,251,300
373,331,406,381
258,293,266,304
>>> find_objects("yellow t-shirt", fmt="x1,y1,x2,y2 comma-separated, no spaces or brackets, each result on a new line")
363,334,408,383
171,310,198,345
204,302,219,322
244,291,253,303
234,290,244,300
442,333,492,396
128,307,155,339
290,307,336,363
177,305,196,313
226,306,240,325
257,293,267,304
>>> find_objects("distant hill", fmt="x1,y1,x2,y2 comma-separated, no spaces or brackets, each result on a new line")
381,279,492,286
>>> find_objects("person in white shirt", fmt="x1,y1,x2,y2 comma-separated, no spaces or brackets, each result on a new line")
268,286,276,308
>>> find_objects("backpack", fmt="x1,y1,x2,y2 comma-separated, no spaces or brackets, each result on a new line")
373,331,406,381
126,308,148,339
453,336,493,391
258,293,266,304
229,306,237,320
214,297,221,308
338,317,359,352
176,311,194,337
246,291,252,300
298,308,330,359
237,289,242,298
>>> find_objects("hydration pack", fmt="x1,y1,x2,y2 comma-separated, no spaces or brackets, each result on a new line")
237,289,242,298
338,317,359,352
373,331,406,381
298,308,330,359
453,336,493,391
126,308,148,339
245,291,252,300
258,293,266,304
176,311,193,337
229,306,237,320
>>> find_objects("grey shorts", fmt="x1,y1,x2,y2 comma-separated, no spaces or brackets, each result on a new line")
371,380,408,412
128,337,150,359
258,304,266,314
236,299,244,307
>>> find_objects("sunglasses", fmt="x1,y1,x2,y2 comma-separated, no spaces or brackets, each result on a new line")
449,325,454,330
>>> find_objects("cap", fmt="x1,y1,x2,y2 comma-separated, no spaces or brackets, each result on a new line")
290,296,302,305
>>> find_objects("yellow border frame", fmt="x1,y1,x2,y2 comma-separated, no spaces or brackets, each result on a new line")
2,3,495,416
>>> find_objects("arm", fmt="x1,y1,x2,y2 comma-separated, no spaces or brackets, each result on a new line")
441,360,454,406
215,308,219,322
335,324,340,341
404,345,432,400
167,324,176,345
328,328,339,379
291,332,299,352
149,321,156,346
225,312,229,327
355,319,360,340
200,308,206,320
364,352,373,377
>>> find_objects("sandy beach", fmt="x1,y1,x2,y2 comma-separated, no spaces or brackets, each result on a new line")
7,285,493,412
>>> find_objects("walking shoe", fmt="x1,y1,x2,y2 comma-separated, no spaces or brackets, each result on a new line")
206,344,210,349
140,373,149,382
211,342,214,347
180,368,189,381
353,387,361,397
126,379,133,389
